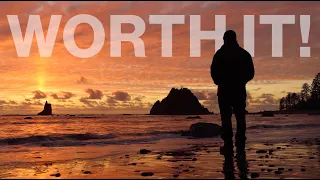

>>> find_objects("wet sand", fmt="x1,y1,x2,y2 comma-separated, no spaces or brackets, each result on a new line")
0,137,319,179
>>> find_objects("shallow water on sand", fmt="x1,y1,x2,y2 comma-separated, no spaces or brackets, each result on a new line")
0,114,319,178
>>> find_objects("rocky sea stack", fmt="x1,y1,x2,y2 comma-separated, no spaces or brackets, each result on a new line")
38,101,53,115
150,87,213,115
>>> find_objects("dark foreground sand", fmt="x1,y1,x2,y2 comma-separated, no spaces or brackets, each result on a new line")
0,137,319,179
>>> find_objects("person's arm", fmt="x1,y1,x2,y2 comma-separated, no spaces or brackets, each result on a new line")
210,51,220,85
245,51,255,83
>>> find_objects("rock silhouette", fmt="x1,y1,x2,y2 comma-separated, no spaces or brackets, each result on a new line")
186,116,202,119
139,149,151,154
181,122,221,138
38,101,53,115
150,88,212,115
261,111,274,117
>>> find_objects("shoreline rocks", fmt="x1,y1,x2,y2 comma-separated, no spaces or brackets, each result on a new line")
261,111,275,117
141,172,154,176
139,149,152,154
181,122,221,138
186,116,202,119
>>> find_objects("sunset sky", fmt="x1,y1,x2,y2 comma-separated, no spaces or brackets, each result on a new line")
0,1,319,114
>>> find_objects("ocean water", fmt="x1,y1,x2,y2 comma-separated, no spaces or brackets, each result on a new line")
0,114,319,165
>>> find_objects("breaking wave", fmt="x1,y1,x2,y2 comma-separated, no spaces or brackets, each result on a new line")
0,133,116,145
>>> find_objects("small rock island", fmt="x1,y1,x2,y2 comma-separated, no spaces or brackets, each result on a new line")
150,87,213,115
38,101,53,115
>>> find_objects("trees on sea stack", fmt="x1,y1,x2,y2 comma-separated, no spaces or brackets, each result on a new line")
279,73,320,112
300,83,311,102
311,73,320,100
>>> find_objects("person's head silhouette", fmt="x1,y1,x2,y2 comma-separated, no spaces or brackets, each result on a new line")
223,30,237,44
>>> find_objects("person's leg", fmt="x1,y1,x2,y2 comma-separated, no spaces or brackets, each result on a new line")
218,93,233,143
234,108,246,143
233,88,247,149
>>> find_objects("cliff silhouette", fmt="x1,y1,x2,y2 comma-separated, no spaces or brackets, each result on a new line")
150,87,213,115
38,101,53,115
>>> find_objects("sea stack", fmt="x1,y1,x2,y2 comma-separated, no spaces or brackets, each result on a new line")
150,87,213,115
38,101,53,115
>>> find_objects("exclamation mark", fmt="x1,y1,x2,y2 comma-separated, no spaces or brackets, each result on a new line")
300,15,311,57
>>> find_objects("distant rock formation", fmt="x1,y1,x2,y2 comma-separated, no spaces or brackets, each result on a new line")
38,101,52,115
308,112,320,115
150,88,213,115
186,116,202,119
181,122,221,138
261,111,275,117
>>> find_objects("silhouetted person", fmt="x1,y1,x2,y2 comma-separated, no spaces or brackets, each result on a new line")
210,30,254,152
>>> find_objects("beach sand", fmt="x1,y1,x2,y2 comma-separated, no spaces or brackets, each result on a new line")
1,137,319,179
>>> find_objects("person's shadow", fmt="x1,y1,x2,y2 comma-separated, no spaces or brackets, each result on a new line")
222,140,248,179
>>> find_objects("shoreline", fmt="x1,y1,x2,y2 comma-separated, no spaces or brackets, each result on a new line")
0,137,319,179
1,112,320,117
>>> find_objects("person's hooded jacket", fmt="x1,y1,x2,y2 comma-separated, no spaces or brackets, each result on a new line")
210,41,255,90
